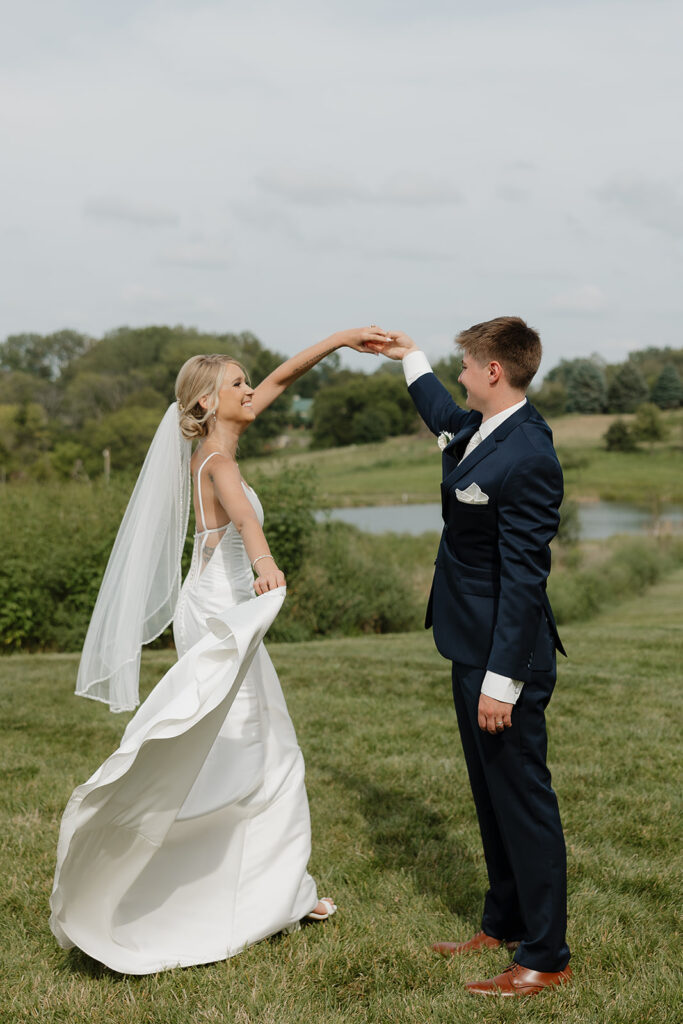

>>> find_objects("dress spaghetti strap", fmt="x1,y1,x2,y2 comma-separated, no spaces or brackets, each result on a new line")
192,453,231,577
196,452,221,533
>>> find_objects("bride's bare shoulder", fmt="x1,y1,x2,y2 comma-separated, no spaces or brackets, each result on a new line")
190,447,235,476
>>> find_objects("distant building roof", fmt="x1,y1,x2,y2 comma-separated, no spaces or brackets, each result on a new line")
292,396,314,416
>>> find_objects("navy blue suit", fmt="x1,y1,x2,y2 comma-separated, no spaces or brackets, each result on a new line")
409,371,570,973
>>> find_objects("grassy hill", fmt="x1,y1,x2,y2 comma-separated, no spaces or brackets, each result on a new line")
243,409,683,507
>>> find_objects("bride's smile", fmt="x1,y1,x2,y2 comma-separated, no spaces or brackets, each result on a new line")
216,364,256,424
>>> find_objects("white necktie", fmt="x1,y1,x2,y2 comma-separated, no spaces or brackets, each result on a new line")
459,428,482,465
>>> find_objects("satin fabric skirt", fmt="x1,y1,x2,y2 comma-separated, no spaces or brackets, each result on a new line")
49,588,318,974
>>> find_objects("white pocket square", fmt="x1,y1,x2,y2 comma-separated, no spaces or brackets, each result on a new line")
455,482,489,505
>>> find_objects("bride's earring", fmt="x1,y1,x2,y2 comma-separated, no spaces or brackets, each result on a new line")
211,410,217,424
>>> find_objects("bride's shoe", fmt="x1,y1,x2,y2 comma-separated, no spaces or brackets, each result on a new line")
283,897,337,935
305,897,337,921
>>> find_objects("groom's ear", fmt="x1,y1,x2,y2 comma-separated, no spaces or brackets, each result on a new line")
488,360,504,384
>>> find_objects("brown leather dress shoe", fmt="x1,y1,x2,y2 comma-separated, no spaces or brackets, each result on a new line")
432,931,519,956
465,962,573,996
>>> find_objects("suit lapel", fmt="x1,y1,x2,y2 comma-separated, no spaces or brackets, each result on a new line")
440,425,491,517
443,420,480,457
441,418,481,471
436,418,476,481
442,401,534,491
442,434,496,495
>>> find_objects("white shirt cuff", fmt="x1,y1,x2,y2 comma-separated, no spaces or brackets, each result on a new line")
481,671,524,705
402,349,432,386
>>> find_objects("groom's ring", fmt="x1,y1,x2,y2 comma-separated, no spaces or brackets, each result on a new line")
495,721,504,728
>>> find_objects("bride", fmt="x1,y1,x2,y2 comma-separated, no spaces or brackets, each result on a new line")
49,326,386,975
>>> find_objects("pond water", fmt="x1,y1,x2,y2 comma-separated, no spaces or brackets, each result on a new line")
315,501,683,540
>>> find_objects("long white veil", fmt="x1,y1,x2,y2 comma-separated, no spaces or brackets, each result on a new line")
76,403,191,712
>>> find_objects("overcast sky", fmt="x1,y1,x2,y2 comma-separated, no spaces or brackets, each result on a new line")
2,0,681,375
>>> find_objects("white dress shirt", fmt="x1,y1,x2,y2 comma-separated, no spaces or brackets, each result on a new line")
402,349,527,705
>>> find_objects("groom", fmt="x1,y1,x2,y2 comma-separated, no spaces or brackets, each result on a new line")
372,317,571,997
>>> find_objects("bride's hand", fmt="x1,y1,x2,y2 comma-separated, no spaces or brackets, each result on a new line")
363,330,418,361
332,326,389,353
254,566,286,594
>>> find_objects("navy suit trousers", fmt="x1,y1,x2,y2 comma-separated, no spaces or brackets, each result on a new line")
451,660,570,972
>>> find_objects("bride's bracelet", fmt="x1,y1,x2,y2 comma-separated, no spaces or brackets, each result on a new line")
251,554,275,572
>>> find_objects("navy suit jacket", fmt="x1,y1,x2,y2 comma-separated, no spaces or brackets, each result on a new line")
409,372,566,682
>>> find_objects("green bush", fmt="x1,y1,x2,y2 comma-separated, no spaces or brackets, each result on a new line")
632,402,666,443
0,479,133,651
247,465,317,581
548,536,683,625
270,522,422,642
530,379,567,418
311,374,418,448
48,440,89,479
557,498,580,545
604,418,637,451
556,447,591,471
0,466,316,652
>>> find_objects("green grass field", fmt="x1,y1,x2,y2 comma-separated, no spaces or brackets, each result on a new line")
1,567,682,1023
244,410,683,508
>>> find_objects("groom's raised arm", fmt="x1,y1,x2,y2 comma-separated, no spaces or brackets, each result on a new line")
369,332,470,437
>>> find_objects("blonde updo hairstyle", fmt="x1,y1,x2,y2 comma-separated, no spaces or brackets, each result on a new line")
175,354,250,440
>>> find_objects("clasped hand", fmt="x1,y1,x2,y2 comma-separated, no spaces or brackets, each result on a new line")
330,326,421,360
360,329,418,361
333,326,393,353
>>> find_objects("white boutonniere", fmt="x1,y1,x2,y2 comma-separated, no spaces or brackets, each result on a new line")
437,431,454,451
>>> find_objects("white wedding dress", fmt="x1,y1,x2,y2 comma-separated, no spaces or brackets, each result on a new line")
50,456,318,974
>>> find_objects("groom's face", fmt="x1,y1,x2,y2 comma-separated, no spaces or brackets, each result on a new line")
458,351,491,412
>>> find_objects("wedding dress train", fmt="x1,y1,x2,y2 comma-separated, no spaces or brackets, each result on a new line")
50,469,318,974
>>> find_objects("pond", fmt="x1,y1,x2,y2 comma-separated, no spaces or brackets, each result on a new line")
315,501,683,540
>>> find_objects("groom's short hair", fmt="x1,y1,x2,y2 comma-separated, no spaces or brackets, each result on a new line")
456,316,542,392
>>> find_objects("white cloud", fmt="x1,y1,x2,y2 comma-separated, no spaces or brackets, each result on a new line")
596,178,683,239
548,285,608,315
159,239,232,270
121,283,222,317
121,284,170,306
360,243,459,263
84,197,179,228
256,171,464,207
232,202,302,241
495,184,529,203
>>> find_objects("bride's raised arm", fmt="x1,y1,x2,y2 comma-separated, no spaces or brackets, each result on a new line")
250,326,387,417
205,455,285,595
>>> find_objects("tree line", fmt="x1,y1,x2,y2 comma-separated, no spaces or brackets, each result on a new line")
0,326,306,480
1,325,682,481
530,348,683,417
